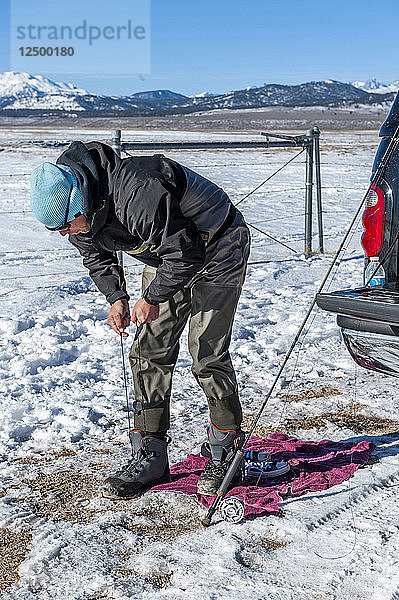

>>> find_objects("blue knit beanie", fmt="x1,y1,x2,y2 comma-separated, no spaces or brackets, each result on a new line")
30,162,84,229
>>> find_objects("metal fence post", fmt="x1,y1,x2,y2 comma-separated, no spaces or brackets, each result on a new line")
111,129,124,269
112,129,122,158
313,126,324,253
304,129,314,254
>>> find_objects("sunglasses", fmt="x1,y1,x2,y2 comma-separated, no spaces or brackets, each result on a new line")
45,185,81,232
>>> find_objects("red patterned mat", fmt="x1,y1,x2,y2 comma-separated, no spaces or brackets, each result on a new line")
151,432,375,518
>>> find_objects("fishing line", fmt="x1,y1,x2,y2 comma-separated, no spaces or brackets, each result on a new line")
274,281,332,440
325,198,365,293
364,229,399,286
308,216,399,553
274,244,349,432
313,323,361,561
280,246,361,560
135,325,148,435
120,333,134,456
118,320,150,452
250,211,306,225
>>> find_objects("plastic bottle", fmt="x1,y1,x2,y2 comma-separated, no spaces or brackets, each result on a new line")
364,256,385,287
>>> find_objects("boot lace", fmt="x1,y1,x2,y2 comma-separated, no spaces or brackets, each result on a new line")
116,451,155,477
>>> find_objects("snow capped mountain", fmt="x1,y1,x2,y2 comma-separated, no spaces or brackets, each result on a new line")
0,72,396,116
0,72,91,112
191,91,216,98
187,80,370,112
351,77,399,94
0,71,89,99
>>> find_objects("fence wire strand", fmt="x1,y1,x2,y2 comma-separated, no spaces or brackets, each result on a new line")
235,148,306,207
0,139,322,272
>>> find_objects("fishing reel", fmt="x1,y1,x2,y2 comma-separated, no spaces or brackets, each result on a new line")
218,496,245,524
201,443,291,523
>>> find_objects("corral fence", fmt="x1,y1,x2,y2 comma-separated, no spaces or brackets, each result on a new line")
111,126,323,256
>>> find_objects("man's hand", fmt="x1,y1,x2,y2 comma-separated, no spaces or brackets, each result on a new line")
131,298,159,326
108,299,131,336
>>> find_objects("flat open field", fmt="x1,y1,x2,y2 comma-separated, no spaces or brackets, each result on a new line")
0,103,390,132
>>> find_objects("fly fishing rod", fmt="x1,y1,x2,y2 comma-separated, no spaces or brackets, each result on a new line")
202,123,399,527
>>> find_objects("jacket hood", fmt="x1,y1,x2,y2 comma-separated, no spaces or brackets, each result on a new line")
56,141,122,233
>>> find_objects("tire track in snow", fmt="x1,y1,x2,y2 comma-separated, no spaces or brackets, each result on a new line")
329,527,399,600
303,471,399,599
307,470,399,533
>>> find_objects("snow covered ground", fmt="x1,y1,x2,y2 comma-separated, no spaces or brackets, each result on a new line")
0,127,398,600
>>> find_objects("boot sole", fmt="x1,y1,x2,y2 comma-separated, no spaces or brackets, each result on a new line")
196,488,217,497
101,473,172,500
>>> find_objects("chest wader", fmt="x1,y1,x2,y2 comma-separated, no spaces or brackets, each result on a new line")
129,210,250,435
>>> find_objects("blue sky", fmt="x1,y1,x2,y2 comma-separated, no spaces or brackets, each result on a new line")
0,0,399,96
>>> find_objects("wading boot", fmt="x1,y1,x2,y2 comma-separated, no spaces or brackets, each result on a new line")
197,424,244,496
102,430,171,499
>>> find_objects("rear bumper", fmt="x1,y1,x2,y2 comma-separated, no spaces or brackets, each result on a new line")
341,327,399,377
316,283,399,325
316,283,399,376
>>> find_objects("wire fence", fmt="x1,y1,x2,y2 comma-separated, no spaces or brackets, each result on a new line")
0,185,365,219
0,166,371,177
0,173,31,177
0,266,143,283
0,161,372,179
0,248,77,254
0,138,369,291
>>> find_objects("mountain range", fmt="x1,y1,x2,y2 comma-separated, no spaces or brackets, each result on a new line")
351,78,399,94
0,72,397,117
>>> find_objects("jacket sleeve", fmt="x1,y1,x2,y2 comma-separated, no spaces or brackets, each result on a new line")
123,178,206,304
68,232,129,305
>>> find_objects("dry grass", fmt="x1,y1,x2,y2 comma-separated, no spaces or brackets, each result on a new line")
2,109,383,133
0,528,32,593
280,386,342,403
241,415,277,438
24,471,103,523
52,449,77,458
244,396,399,436
285,409,399,435
88,463,112,471
110,548,174,588
145,572,173,589
116,504,201,541
258,537,289,551
110,567,173,588
19,467,201,539
14,448,77,465
14,456,48,465
110,567,137,578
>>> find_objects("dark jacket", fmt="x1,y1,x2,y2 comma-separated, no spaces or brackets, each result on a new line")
57,141,210,305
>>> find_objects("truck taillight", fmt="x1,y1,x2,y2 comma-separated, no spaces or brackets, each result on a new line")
361,184,385,257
